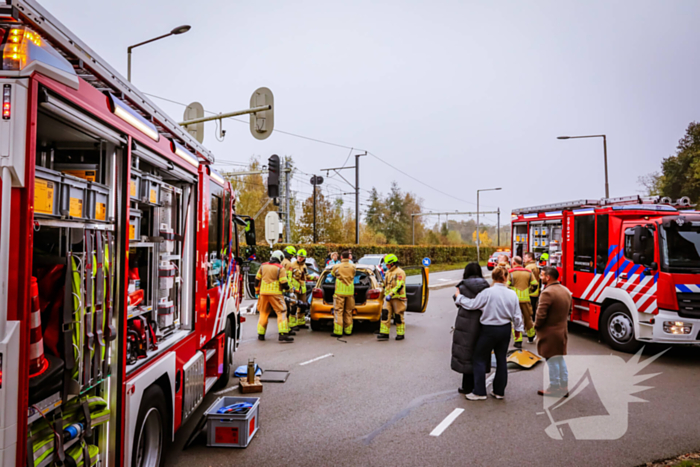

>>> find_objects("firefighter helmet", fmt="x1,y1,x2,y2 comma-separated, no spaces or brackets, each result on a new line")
385,254,398,266
284,245,297,256
540,253,549,261
297,249,307,258
271,250,285,262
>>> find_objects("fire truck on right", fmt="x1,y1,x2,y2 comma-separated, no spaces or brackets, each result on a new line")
511,195,700,352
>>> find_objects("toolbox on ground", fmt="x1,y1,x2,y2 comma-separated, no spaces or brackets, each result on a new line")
34,166,62,217
204,396,260,448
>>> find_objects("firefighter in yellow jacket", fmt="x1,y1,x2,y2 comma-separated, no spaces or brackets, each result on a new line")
508,255,538,348
331,250,356,336
378,254,407,341
290,249,309,330
524,251,541,312
281,245,297,327
255,250,294,343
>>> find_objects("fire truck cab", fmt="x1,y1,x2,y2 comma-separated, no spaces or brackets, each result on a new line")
0,1,253,466
512,195,700,353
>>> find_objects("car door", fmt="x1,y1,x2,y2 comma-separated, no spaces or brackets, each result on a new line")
405,266,429,313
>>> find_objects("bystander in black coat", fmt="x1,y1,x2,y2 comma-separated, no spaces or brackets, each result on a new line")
451,263,491,385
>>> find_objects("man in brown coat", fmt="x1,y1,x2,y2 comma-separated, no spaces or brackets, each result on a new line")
534,267,572,397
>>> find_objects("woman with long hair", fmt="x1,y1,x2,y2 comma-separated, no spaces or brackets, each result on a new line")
451,262,490,394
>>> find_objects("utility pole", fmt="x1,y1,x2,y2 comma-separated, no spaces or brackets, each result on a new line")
322,152,366,245
310,175,324,243
497,207,501,247
285,160,291,242
313,184,317,243
476,188,502,263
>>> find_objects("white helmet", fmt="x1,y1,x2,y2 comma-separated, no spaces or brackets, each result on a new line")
271,250,285,262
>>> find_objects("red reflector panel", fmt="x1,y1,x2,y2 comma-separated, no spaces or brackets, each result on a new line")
312,288,323,299
2,84,10,120
0,353,3,388
367,289,381,300
215,426,239,445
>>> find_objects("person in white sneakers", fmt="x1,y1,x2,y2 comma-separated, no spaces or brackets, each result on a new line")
454,267,524,400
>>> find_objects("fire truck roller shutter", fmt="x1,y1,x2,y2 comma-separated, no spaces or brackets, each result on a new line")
133,142,197,183
38,89,125,145
126,351,176,466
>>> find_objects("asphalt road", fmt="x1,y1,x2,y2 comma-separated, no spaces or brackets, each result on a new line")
167,271,700,467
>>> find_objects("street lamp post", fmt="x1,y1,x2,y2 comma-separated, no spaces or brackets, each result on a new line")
557,134,609,198
127,25,191,81
476,187,501,263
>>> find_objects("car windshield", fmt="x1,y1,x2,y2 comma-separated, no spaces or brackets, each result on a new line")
358,256,381,265
660,221,700,272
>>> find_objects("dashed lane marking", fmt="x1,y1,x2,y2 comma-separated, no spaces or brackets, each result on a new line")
213,384,239,396
299,353,334,366
430,408,464,437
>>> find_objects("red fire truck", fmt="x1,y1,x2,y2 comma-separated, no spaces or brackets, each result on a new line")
511,195,700,353
0,1,254,466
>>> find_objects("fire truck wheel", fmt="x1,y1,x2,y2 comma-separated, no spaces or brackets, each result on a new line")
215,318,235,389
133,385,169,467
601,304,643,353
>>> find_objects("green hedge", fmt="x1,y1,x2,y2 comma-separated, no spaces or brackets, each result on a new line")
251,243,497,267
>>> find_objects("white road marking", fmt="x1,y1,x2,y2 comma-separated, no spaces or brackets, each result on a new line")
213,385,239,396
430,408,464,437
299,353,334,366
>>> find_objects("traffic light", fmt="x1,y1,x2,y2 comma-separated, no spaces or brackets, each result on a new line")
267,154,280,198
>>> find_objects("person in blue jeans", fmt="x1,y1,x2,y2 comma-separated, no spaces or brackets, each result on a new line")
534,267,572,397
454,267,524,400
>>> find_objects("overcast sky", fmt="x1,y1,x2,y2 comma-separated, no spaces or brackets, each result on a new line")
41,0,700,229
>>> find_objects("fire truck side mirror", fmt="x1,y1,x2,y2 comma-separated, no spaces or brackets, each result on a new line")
244,219,257,246
632,225,647,259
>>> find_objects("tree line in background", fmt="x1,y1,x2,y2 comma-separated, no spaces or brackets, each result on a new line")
225,156,509,247
640,122,700,202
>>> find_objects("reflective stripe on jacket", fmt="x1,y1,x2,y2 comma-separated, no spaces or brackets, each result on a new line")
385,266,407,300
332,259,355,296
524,261,541,297
256,263,287,295
291,261,307,293
507,267,538,302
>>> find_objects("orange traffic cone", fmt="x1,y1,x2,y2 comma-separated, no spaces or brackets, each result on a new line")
29,277,49,378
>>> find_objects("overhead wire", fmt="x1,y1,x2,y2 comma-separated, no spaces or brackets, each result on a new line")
144,91,494,209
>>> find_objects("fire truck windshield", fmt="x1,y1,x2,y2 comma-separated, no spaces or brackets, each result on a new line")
660,221,700,273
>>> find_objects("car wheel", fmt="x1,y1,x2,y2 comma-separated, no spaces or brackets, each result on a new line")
132,385,168,467
600,303,643,353
310,319,323,331
215,318,234,390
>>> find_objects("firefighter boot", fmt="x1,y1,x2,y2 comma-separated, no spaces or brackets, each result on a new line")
279,334,295,343
377,333,389,340
527,327,536,343
258,335,265,341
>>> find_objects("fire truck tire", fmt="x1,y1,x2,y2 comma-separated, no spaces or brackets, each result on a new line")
600,304,643,353
133,385,169,467
215,318,235,389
